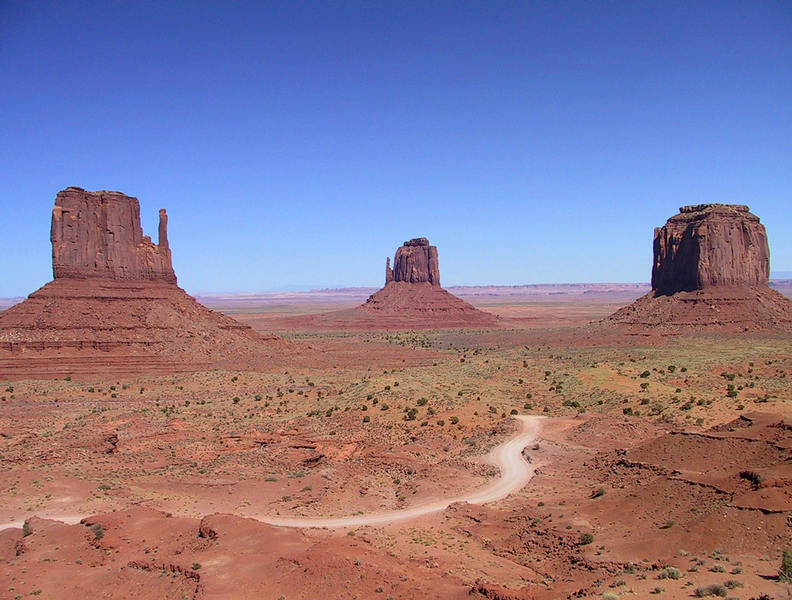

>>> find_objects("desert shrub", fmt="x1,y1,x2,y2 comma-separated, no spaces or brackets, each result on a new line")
22,521,33,537
510,409,518,415
579,532,594,545
449,416,459,425
658,566,681,580
362,416,370,423
693,584,727,597
723,579,743,589
417,398,428,406
639,370,650,378
601,593,619,600
710,564,726,573
780,548,792,583
590,487,605,499
89,522,104,539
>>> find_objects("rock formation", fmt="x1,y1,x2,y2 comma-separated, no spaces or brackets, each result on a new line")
651,204,770,295
386,238,441,286
609,204,792,332
0,187,282,378
51,187,176,282
355,237,498,328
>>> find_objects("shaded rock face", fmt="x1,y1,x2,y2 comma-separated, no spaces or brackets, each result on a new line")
51,187,176,283
652,204,769,295
385,237,440,286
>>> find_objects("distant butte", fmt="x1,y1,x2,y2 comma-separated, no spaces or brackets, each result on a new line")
356,237,499,328
608,203,792,332
385,237,440,285
0,188,283,378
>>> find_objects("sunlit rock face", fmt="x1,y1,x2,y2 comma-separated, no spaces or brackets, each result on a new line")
51,187,176,283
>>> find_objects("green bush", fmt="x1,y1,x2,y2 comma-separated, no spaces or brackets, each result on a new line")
579,532,594,545
780,548,792,583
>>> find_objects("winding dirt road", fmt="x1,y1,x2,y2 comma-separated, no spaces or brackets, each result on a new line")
261,414,543,528
0,415,543,531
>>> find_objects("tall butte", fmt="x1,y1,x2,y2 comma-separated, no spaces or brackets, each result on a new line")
0,187,281,378
356,237,498,327
609,203,792,332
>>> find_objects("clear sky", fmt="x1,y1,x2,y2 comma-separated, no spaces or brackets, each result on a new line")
1,1,790,295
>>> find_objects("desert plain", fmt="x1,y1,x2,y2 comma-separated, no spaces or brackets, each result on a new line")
1,283,791,600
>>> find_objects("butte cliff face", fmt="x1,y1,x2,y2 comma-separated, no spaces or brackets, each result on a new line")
0,187,281,378
652,204,770,295
355,237,498,328
51,187,177,282
609,204,792,332
385,238,440,286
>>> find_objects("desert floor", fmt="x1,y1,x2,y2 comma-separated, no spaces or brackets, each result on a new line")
1,292,791,599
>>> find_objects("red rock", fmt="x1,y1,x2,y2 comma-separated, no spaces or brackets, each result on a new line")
0,187,285,378
652,204,770,295
608,204,792,332
387,237,440,285
357,237,498,327
51,187,176,283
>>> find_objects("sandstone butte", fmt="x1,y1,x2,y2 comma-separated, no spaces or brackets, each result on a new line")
609,203,792,332
357,237,499,327
0,187,282,379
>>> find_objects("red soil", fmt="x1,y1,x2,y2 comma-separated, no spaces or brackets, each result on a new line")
608,286,792,333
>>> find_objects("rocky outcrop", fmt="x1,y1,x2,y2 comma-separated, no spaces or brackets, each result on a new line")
51,187,176,283
387,238,440,286
608,203,792,332
353,237,497,328
652,204,770,295
0,187,283,378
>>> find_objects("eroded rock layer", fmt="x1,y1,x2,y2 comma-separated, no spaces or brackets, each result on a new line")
609,204,792,332
0,188,282,378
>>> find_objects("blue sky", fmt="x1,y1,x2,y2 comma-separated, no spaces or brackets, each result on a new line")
1,1,790,295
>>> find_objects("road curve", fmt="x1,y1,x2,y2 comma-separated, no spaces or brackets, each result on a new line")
260,414,543,528
0,415,543,532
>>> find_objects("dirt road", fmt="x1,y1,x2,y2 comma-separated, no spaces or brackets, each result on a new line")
0,415,543,531
261,415,543,528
